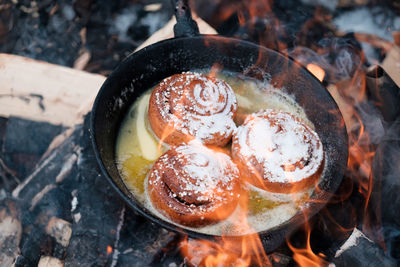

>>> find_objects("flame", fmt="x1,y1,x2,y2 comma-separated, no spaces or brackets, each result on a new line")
106,245,113,256
175,146,270,267
174,47,378,267
287,225,329,267
180,198,271,267
208,63,222,78
177,0,383,264
181,238,253,267
307,64,325,82
323,61,383,247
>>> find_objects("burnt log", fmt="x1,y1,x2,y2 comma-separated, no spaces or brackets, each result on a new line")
0,199,21,267
2,115,180,266
366,66,400,123
333,228,397,266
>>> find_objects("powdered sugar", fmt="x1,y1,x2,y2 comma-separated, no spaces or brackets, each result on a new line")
175,141,237,194
233,109,323,183
154,72,237,143
117,70,325,235
148,140,240,211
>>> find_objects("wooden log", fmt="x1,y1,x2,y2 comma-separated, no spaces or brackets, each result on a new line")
0,15,216,127
0,54,105,127
0,205,22,267
336,31,394,53
135,15,217,52
382,37,400,87
45,217,72,247
366,65,400,122
37,256,64,267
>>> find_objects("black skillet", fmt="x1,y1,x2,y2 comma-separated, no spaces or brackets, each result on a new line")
90,0,348,253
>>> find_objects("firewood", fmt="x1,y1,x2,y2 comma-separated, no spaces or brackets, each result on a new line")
0,54,105,127
336,31,394,53
37,256,64,267
393,31,400,46
135,15,217,52
0,15,217,127
333,228,397,266
366,65,400,122
382,34,400,87
0,202,22,267
7,118,177,266
45,217,72,247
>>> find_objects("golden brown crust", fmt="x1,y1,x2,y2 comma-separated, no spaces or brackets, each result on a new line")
148,72,237,146
147,142,241,227
232,110,324,194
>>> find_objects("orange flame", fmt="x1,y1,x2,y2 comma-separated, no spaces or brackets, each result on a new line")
175,1,381,263
181,238,253,267
174,55,378,267
106,245,113,256
180,204,271,267
287,237,328,267
177,178,273,267
307,64,325,82
286,202,330,267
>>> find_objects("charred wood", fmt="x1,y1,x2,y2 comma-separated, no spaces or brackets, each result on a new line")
366,65,400,123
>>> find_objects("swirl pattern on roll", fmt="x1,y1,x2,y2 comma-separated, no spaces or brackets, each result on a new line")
148,72,237,146
147,141,241,227
232,109,324,193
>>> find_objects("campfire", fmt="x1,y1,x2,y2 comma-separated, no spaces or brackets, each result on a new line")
1,0,400,266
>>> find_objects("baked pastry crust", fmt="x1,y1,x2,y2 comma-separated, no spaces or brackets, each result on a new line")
232,109,324,193
148,72,237,146
147,141,241,227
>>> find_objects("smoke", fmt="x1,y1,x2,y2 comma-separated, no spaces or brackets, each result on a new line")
371,119,400,260
356,102,386,145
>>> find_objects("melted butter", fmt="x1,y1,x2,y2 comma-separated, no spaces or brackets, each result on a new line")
121,154,153,194
115,71,319,236
136,94,161,160
116,92,164,200
247,190,280,215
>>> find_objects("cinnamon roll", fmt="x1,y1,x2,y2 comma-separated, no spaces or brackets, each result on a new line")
148,72,237,146
232,110,324,193
147,141,241,227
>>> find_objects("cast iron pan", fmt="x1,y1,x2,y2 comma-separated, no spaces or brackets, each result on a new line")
90,0,348,253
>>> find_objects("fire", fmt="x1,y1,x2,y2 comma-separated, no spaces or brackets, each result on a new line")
181,238,252,267
176,64,377,266
180,205,271,267
106,245,113,255
174,59,376,266
176,150,271,267
307,63,325,82
208,63,223,78
176,1,382,264
287,230,329,267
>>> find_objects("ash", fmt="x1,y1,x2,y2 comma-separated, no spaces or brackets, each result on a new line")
0,0,170,75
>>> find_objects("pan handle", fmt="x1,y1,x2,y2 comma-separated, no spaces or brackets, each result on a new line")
172,0,200,38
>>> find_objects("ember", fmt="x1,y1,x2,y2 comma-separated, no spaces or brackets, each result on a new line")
1,0,400,266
